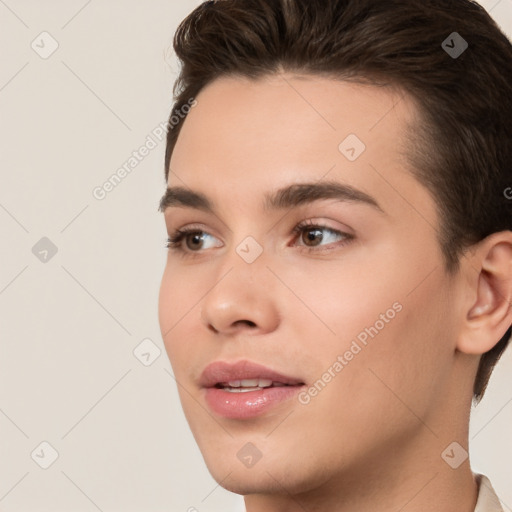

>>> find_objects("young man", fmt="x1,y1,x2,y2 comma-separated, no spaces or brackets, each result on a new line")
158,0,512,510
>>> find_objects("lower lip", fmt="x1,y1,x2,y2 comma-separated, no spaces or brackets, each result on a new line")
204,386,303,419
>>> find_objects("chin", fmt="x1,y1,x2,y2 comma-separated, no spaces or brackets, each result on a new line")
204,460,303,496
196,439,327,498
213,472,283,496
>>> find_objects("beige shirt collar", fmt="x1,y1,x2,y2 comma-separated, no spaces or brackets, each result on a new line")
474,474,504,512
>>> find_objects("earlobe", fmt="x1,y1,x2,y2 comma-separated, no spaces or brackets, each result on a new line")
458,234,512,355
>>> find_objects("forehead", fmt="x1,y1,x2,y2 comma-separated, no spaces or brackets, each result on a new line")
167,73,433,223
173,73,416,144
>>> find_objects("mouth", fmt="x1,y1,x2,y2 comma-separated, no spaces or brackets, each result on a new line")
200,359,305,389
199,360,306,419
215,379,295,392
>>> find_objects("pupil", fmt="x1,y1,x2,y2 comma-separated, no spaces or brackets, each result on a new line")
187,233,203,250
304,228,323,246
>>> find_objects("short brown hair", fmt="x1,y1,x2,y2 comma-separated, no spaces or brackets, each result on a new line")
163,0,512,401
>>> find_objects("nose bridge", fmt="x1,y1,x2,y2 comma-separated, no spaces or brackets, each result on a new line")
218,228,270,288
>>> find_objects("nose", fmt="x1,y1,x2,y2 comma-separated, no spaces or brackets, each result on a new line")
200,258,280,337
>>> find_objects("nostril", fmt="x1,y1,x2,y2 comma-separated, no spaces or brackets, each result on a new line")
208,320,257,333
234,320,257,328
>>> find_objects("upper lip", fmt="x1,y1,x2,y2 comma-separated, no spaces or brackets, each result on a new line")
199,360,305,388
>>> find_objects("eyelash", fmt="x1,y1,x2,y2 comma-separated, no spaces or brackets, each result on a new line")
165,220,354,257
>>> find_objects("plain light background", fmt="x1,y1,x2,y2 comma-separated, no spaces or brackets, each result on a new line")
0,1,511,511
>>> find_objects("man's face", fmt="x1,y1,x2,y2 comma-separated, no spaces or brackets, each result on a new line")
158,74,462,495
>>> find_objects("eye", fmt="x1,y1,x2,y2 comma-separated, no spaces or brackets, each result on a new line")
165,220,353,256
292,220,353,249
166,227,222,252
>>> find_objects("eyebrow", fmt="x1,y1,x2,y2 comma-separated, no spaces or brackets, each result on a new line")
159,181,385,216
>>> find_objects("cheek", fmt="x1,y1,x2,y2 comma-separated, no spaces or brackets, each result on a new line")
338,274,456,426
293,252,454,412
280,257,404,356
297,293,450,457
158,264,198,364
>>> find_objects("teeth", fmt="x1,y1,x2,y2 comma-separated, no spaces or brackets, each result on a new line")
227,378,274,388
223,378,276,391
224,386,263,393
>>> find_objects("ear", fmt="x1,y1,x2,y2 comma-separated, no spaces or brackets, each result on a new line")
457,231,512,355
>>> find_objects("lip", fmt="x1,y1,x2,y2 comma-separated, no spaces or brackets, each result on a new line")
200,360,305,419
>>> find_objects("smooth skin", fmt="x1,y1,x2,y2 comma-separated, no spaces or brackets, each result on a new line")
158,73,512,512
